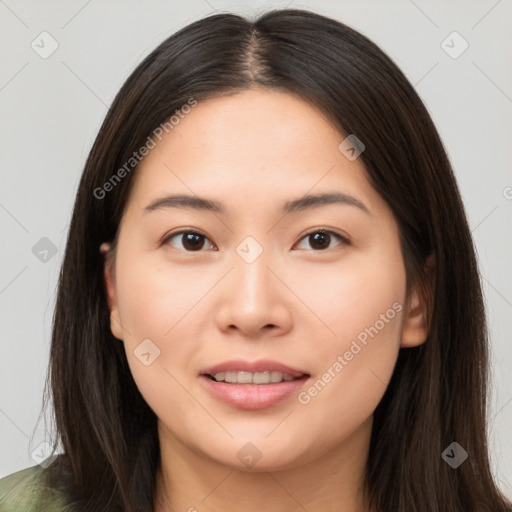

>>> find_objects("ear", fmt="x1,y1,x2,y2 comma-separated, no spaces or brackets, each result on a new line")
401,254,435,348
100,242,123,340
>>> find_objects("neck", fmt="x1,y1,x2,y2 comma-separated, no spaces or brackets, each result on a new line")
154,417,374,512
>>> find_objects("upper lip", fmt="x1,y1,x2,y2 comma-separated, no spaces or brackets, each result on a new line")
201,359,309,378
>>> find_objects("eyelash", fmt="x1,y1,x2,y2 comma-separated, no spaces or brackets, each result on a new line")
161,228,350,252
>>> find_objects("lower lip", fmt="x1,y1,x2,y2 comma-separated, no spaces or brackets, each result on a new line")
199,375,309,410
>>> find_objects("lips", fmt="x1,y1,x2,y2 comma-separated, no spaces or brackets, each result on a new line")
199,359,310,410
210,370,298,384
201,359,308,379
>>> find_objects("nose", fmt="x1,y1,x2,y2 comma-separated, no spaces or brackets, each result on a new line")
216,247,293,339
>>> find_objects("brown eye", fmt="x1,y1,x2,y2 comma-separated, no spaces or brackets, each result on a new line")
295,230,348,251
164,231,215,252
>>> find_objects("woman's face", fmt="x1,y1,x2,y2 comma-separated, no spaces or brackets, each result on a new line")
104,88,426,471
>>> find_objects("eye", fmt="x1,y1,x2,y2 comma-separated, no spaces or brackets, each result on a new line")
162,228,349,253
294,229,349,251
163,230,216,252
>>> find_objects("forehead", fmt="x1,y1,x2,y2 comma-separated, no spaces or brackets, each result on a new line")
143,88,344,165
124,88,386,218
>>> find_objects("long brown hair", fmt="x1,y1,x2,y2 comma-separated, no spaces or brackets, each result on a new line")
40,8,512,511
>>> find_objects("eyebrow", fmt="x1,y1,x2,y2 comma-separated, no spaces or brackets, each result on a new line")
143,192,371,216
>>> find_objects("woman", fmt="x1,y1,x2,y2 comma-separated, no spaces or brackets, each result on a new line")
1,7,510,512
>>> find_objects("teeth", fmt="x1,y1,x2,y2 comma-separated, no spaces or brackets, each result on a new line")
270,371,283,383
237,371,253,384
212,370,301,384
224,372,237,383
253,372,271,384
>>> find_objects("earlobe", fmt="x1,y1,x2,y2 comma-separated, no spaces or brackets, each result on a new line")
100,242,124,340
400,287,429,348
400,254,435,348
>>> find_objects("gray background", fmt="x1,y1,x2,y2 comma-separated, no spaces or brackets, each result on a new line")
1,0,511,499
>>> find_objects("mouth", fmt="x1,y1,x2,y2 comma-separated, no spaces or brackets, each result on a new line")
199,359,311,410
205,371,306,384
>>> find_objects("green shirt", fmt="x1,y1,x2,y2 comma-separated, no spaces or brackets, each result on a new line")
0,465,71,512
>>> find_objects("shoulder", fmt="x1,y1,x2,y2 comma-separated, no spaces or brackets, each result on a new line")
0,464,70,512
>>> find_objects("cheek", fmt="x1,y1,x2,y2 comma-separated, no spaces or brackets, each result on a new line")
115,252,214,341
297,267,404,399
113,257,207,410
288,241,406,343
291,243,406,438
296,310,402,433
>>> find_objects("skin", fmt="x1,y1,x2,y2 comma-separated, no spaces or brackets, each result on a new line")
101,88,430,512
